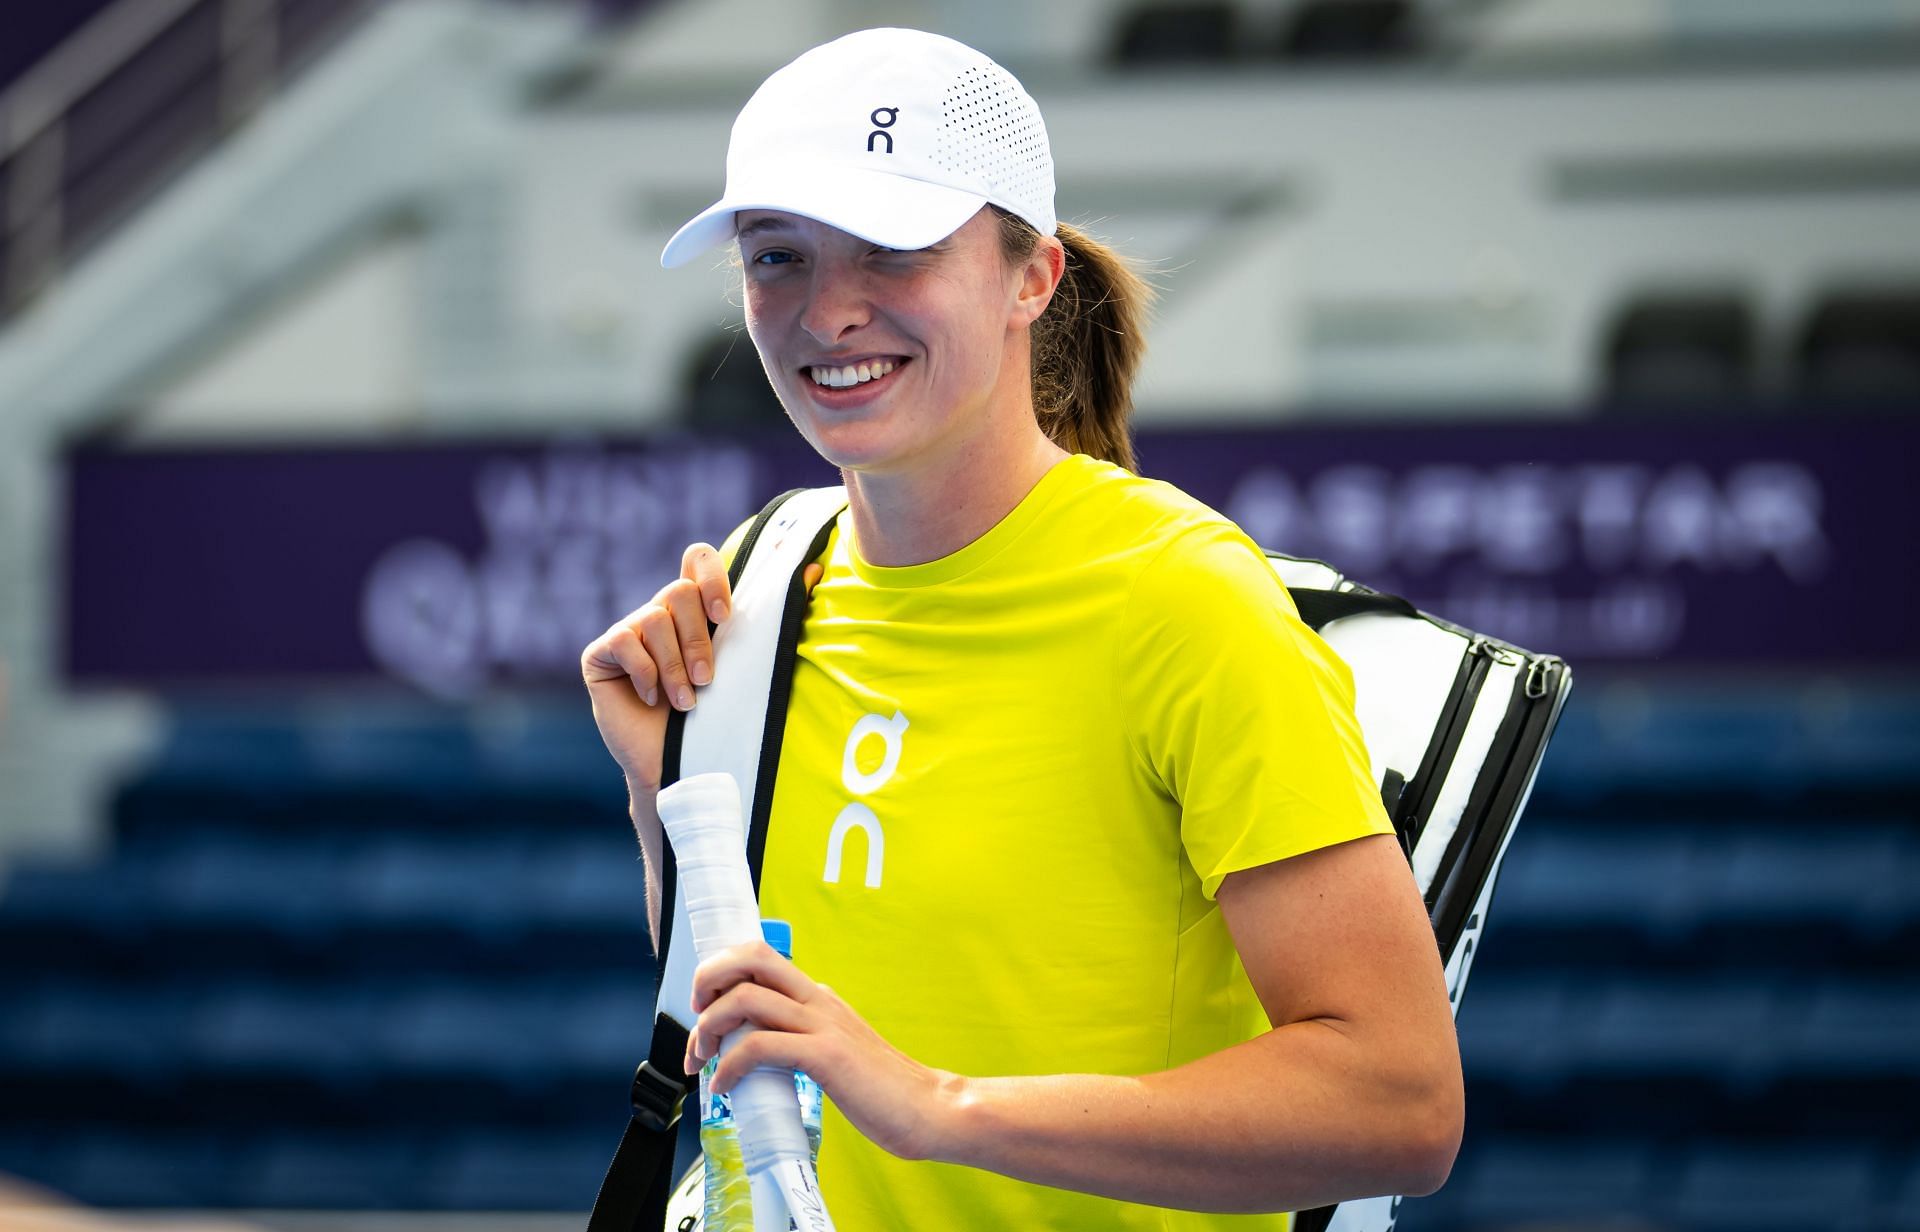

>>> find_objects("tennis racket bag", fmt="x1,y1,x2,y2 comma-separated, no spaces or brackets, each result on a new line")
588,484,1573,1232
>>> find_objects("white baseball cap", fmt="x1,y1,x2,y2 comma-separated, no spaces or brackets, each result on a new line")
660,28,1057,269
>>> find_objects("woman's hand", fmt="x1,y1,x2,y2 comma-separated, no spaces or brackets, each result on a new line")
579,541,734,791
580,545,824,791
684,942,965,1163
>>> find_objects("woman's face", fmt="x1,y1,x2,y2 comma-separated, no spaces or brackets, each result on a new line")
737,207,1047,477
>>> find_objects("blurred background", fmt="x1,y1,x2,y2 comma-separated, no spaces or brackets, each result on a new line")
1,0,1917,1228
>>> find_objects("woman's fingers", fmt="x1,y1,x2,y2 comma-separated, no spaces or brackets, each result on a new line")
684,981,814,1071
706,1029,827,1094
690,941,815,1013
586,621,661,705
682,542,733,623
630,580,704,710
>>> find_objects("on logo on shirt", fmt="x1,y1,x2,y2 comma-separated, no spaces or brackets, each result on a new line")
822,710,908,888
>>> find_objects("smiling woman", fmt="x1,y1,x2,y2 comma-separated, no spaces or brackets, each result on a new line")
581,26,1462,1232
729,206,1061,539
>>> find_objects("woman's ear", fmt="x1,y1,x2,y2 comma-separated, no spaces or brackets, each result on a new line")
1012,236,1066,329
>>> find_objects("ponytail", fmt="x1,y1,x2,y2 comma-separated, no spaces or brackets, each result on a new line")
996,210,1155,473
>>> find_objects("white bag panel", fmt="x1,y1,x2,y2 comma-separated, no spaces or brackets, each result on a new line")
665,1157,704,1230
660,487,849,1030
1408,657,1517,894
1316,614,1471,802
1440,823,1508,1016
1324,1192,1400,1232
1441,684,1556,1011
1270,556,1347,593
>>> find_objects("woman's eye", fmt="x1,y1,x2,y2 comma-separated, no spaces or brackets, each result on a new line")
752,250,796,266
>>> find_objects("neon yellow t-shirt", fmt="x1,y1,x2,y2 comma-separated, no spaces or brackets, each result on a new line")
728,453,1392,1230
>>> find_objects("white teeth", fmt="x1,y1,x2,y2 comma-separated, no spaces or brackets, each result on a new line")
809,360,900,388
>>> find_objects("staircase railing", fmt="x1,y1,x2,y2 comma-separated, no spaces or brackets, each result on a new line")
0,0,382,323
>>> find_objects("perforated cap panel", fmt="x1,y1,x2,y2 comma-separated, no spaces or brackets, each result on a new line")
933,61,1053,230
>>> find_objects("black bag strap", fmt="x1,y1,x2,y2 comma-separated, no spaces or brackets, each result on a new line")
1289,587,1418,632
588,486,845,1232
587,1013,694,1232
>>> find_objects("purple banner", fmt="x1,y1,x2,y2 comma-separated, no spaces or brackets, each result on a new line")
62,417,1919,694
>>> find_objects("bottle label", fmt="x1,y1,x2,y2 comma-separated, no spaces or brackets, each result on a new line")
701,1059,734,1124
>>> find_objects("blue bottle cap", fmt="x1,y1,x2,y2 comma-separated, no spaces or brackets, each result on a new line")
760,918,793,958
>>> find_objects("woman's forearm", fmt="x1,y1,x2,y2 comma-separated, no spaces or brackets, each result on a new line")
627,777,664,952
934,1017,1461,1214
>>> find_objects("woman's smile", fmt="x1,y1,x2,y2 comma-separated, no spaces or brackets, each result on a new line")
800,357,911,408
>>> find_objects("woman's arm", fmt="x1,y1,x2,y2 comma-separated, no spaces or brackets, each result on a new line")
580,530,821,953
687,830,1463,1213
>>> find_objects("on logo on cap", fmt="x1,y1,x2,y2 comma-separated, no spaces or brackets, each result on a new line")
867,106,898,154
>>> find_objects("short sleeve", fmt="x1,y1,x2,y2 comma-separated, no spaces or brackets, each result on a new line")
1116,524,1394,900
716,514,755,571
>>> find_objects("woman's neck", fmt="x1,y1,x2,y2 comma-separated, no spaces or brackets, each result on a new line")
842,426,1070,567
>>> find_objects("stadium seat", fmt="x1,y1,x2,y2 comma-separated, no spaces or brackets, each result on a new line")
1796,289,1920,404
149,839,348,937
1575,979,1784,1081
1693,824,1910,933
1454,976,1575,1085
1278,0,1419,60
1454,1137,1655,1223
228,1131,423,1209
1491,821,1700,935
1604,292,1758,407
421,1129,621,1210
187,982,375,1081
38,1131,230,1208
373,980,555,1082
1110,3,1242,66
1667,1142,1880,1229
1784,982,1920,1075
0,981,189,1079
680,330,792,433
521,835,650,930
342,836,538,933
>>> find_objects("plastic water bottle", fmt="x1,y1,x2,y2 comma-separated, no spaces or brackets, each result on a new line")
701,918,824,1231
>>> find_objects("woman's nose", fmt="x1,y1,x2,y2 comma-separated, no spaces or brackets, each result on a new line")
800,266,871,346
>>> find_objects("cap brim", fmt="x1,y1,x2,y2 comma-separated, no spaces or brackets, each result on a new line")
660,163,989,269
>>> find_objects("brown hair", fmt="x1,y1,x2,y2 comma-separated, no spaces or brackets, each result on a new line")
995,209,1155,473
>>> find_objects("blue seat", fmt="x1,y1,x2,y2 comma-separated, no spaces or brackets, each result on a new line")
1692,823,1910,932
1572,978,1784,1082
1453,1137,1655,1223
1492,823,1699,936
228,1131,422,1209
37,1131,229,1207
0,982,187,1079
1666,1141,1880,1228
1455,976,1575,1086
342,837,537,932
1537,684,1920,800
149,839,349,937
0,861,155,933
0,1131,46,1191
421,1128,621,1209
1783,982,1920,1075
372,980,552,1081
522,836,651,930
188,982,375,1081
542,982,657,1078
1890,1146,1920,1224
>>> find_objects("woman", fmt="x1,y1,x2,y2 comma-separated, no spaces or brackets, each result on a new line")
581,28,1462,1230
